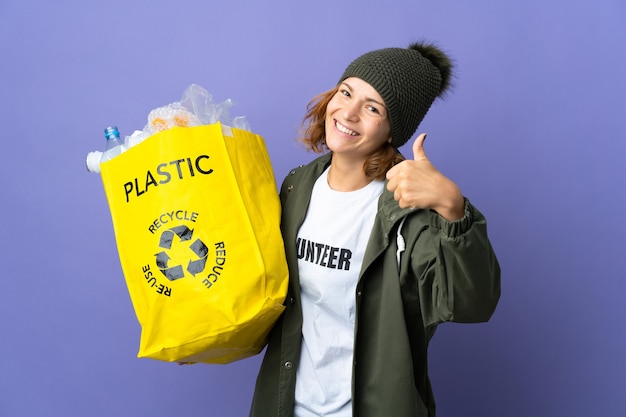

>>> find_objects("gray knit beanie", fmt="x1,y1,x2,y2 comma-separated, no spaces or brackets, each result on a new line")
339,42,453,148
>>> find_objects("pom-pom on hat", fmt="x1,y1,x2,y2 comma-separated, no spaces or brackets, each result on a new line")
339,42,453,148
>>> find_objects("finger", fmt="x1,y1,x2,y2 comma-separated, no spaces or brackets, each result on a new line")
386,164,398,180
411,133,428,161
386,172,398,191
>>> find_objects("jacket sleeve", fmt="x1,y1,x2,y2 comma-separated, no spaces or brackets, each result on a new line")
412,198,501,327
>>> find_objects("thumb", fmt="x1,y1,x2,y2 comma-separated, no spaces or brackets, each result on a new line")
412,133,428,161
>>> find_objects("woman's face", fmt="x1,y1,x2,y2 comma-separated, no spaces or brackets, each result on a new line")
324,77,391,161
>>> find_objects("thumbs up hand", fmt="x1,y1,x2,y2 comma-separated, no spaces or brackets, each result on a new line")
386,133,465,221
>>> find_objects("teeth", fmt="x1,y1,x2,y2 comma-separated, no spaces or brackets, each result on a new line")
336,121,358,136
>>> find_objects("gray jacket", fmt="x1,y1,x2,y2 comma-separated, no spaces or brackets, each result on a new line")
250,153,501,416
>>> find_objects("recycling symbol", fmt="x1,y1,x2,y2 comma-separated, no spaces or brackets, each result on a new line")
154,225,208,281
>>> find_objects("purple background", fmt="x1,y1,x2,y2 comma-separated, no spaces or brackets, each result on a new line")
1,1,625,416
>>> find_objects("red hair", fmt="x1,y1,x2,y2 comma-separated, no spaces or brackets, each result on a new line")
299,87,405,181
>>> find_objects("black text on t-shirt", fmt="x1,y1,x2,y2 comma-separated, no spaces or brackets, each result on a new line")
296,238,352,270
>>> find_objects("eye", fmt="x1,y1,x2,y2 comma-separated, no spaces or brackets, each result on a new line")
366,105,380,114
340,89,351,98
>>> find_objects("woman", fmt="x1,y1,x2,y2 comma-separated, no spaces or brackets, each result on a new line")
250,42,501,417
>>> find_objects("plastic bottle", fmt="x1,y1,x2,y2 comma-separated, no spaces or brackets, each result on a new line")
86,126,123,173
101,126,123,163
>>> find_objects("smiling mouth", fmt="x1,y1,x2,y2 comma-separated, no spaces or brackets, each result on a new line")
335,120,359,136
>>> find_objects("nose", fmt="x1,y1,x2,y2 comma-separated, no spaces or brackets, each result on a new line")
342,100,360,121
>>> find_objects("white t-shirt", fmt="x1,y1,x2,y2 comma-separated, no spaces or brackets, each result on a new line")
294,167,384,417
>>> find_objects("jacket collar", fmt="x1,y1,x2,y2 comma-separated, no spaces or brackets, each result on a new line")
379,184,413,232
306,152,411,232
301,153,412,276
